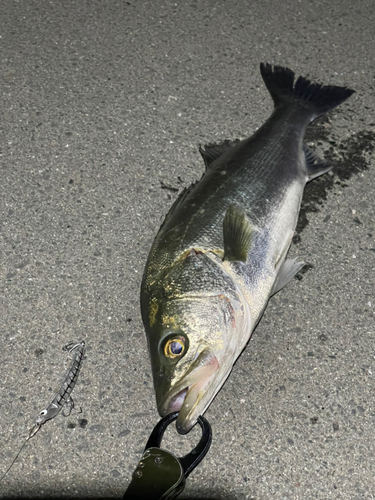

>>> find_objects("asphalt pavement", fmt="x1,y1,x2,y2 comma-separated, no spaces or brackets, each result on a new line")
1,1,375,499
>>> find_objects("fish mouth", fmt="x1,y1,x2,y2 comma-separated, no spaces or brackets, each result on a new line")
159,348,219,434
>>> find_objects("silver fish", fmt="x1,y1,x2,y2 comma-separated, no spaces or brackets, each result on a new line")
141,63,354,434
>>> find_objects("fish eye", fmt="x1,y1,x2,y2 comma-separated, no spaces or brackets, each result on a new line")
164,338,185,358
40,409,47,416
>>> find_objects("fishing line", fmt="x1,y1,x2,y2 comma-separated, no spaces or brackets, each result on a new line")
0,435,31,482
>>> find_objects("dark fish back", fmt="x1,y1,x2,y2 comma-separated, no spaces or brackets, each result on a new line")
143,64,354,286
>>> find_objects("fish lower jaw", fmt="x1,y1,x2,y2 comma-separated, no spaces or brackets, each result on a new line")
161,377,213,434
164,387,189,413
159,351,220,433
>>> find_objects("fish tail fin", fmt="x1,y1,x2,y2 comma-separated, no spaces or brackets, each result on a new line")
260,63,354,119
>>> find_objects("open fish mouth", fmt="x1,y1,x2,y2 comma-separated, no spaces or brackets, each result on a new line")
159,349,219,434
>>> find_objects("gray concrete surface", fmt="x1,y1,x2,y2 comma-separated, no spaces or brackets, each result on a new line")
1,0,374,498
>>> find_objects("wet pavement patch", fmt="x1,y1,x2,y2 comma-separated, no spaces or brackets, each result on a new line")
293,120,375,243
79,418,88,428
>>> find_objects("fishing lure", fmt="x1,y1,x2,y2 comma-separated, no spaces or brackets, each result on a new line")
0,340,86,482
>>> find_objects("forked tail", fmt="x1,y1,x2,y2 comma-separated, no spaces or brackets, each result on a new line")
260,63,354,119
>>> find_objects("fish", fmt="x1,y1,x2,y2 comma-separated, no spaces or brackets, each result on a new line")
140,63,354,434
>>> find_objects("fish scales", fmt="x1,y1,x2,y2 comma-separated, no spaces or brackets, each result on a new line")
141,63,354,434
146,112,307,274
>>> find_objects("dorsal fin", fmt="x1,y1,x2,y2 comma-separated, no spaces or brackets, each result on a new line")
223,205,252,262
199,139,240,169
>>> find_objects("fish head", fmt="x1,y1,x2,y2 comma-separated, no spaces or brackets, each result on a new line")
143,250,251,434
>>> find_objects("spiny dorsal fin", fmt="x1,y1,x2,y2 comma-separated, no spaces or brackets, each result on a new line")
304,144,333,181
223,205,252,262
199,139,240,169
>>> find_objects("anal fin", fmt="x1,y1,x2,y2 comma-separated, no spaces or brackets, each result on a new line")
304,144,333,181
271,258,305,295
223,205,252,262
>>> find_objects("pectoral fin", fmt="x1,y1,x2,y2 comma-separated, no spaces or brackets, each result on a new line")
223,205,252,262
271,258,305,295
